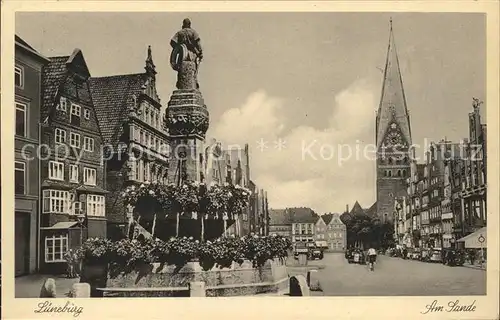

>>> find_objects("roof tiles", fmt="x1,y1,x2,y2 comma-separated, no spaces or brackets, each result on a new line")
41,56,69,119
89,73,146,146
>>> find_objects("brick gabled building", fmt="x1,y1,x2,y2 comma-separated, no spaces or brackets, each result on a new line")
40,49,107,273
89,46,169,239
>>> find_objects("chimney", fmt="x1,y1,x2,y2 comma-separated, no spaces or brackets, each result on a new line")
346,204,349,213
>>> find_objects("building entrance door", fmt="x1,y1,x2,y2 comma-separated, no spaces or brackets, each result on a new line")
15,212,31,276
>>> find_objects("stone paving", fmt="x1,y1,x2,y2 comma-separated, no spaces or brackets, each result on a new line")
310,253,486,296
15,274,78,298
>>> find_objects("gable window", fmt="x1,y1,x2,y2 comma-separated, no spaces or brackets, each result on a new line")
69,164,79,183
87,195,105,217
48,161,64,180
15,102,27,137
55,128,66,144
15,65,24,88
70,132,81,148
58,97,68,112
45,234,68,263
83,167,97,186
70,103,81,126
15,161,26,194
84,108,91,120
42,189,70,213
83,137,95,152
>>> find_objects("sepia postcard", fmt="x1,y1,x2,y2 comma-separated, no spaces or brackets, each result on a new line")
1,1,499,319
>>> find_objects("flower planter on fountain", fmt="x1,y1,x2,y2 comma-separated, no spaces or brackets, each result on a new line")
77,235,291,297
106,258,287,297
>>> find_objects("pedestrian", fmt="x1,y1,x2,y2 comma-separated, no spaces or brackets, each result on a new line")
39,278,57,298
468,249,476,266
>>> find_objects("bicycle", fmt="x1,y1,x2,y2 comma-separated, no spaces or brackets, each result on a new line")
368,255,377,271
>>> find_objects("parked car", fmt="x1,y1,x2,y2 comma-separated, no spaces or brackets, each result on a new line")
408,248,421,260
442,248,465,266
429,248,442,263
294,242,309,259
420,249,431,262
309,247,324,260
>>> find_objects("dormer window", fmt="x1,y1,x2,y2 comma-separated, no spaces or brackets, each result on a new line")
70,103,81,126
57,97,68,112
84,108,91,120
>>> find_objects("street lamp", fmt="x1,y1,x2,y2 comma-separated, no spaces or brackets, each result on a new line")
76,213,86,246
76,194,87,246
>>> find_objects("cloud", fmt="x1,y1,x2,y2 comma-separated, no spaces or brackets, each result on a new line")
210,79,379,213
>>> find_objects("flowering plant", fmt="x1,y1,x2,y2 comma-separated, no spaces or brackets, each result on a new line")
75,238,113,263
76,234,291,277
122,181,251,220
123,182,167,214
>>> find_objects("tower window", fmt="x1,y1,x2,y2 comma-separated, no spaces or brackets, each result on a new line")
397,170,401,177
388,171,392,177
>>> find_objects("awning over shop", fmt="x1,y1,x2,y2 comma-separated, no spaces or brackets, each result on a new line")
40,221,79,230
457,227,486,248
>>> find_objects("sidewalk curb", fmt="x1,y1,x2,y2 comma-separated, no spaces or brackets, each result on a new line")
462,264,486,271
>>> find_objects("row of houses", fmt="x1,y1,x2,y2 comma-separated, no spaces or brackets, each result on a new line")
269,207,347,252
394,99,487,250
14,35,269,275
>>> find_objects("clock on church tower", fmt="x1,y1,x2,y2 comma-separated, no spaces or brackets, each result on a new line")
385,130,403,147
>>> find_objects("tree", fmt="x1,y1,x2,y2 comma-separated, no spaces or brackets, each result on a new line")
344,215,395,249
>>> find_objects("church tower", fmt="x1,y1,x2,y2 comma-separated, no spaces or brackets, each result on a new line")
376,20,412,222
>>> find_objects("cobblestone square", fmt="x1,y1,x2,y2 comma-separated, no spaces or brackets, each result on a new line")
305,253,486,296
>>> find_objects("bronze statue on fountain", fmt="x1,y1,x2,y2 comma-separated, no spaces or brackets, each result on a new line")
170,18,203,90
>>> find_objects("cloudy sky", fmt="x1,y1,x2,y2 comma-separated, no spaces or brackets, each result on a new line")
16,12,486,214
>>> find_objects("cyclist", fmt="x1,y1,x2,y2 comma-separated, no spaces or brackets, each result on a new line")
367,247,377,271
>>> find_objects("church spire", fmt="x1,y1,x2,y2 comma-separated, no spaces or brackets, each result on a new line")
145,45,157,76
376,19,411,148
